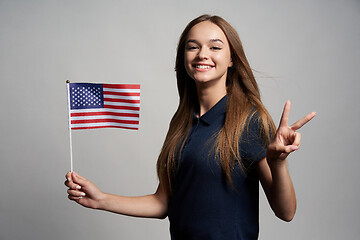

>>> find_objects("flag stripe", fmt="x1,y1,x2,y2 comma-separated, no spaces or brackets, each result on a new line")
104,102,140,107
103,91,140,97
104,104,139,111
71,119,139,125
104,98,140,104
71,123,138,130
103,88,140,93
104,95,140,100
103,84,140,89
71,111,139,118
71,116,139,121
70,108,139,114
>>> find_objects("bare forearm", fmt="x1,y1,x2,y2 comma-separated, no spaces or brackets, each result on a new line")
98,193,168,219
261,101,315,221
65,172,169,219
268,161,296,221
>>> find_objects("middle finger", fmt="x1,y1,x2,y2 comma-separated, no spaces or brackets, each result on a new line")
290,112,316,130
65,179,81,190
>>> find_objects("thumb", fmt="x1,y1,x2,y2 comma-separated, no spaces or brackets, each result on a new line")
281,145,298,153
71,171,87,186
288,145,299,152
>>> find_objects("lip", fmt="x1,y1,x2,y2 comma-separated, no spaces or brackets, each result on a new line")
192,63,215,72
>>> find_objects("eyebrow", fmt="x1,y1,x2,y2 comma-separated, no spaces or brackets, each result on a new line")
186,39,224,44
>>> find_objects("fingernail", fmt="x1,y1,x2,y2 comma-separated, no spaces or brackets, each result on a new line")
67,178,72,182
78,196,82,199
80,192,86,196
291,146,299,151
76,185,81,190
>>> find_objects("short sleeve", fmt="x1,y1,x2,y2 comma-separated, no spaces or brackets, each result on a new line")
239,112,269,164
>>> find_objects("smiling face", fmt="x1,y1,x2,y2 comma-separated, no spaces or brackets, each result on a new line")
184,21,233,87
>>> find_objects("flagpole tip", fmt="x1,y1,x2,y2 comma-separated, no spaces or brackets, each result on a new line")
66,80,70,84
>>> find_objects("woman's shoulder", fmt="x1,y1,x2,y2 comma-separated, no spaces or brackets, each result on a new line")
245,108,262,128
239,109,270,163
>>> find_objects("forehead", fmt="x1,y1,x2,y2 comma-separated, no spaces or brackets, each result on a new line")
187,21,228,43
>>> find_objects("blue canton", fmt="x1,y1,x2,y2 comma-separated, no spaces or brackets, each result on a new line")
69,83,104,110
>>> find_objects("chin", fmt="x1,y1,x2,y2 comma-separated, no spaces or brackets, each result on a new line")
191,74,212,83
193,78,217,86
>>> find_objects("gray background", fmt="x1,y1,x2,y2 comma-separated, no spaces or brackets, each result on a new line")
0,0,359,239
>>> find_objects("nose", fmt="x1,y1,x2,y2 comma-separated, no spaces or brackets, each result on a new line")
198,47,209,60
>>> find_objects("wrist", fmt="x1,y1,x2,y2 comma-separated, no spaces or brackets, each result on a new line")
96,192,109,210
267,157,288,171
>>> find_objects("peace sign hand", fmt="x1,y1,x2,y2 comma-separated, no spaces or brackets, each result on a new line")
266,101,316,164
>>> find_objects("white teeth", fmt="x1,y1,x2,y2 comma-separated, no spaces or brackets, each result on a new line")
196,65,212,69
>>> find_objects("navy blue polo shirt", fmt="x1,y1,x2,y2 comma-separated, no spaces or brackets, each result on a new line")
168,95,267,240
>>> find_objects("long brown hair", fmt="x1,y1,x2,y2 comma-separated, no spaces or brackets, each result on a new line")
156,14,276,190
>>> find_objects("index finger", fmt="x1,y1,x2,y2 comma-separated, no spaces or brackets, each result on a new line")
65,171,72,182
290,111,316,130
279,100,291,128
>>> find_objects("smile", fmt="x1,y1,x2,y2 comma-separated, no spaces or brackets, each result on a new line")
194,65,214,69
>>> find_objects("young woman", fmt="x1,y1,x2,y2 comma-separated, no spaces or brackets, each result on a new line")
65,15,315,239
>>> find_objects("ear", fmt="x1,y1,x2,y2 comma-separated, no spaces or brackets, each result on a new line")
228,59,233,68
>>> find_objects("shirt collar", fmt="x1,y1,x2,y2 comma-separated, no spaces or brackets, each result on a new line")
193,95,228,125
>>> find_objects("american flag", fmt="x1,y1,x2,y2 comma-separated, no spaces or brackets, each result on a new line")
68,83,140,130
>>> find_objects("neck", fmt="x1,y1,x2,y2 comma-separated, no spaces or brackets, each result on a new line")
196,80,227,117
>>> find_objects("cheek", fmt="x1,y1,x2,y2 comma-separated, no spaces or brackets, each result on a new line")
214,54,230,68
220,53,232,68
184,54,193,73
184,52,192,64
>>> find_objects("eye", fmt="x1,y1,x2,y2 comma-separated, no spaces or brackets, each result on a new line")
211,46,222,50
186,45,198,50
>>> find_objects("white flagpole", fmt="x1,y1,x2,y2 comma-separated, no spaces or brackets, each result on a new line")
66,80,74,172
